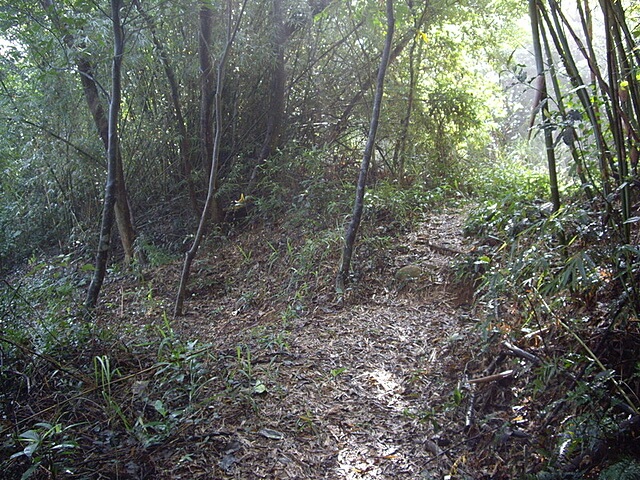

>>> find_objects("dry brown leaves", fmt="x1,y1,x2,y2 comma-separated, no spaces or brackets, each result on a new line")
90,211,535,479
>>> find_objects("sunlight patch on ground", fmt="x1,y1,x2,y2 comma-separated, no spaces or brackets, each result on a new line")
361,368,405,408
335,442,405,479
330,368,413,478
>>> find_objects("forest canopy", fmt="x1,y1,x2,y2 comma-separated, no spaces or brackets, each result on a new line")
0,0,527,272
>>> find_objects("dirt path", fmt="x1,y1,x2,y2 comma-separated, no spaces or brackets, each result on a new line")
151,212,483,479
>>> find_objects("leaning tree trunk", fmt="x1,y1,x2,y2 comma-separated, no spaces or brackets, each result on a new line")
85,0,124,310
335,0,395,295
40,0,137,263
198,0,217,213
174,0,247,317
542,1,609,182
328,1,429,146
603,0,631,242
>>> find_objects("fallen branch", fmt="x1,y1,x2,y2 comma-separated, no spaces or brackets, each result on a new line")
468,369,514,384
417,240,466,255
503,341,541,365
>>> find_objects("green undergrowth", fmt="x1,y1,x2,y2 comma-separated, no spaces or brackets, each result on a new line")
1,175,448,478
7,147,638,478
459,158,640,477
0,256,285,479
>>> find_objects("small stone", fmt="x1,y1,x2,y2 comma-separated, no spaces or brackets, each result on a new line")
394,265,422,284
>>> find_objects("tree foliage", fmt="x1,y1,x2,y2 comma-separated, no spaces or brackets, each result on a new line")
0,0,518,272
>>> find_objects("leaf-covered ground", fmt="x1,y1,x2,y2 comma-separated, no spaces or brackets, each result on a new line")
3,210,573,479
88,210,542,479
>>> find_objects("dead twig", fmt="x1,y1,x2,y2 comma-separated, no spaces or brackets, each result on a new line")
468,369,515,384
503,341,541,365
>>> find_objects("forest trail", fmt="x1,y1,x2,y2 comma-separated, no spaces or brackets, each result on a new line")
100,211,492,479
212,212,477,479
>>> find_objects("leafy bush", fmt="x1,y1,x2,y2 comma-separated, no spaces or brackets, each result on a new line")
364,180,447,230
461,151,640,476
252,147,355,230
599,458,640,480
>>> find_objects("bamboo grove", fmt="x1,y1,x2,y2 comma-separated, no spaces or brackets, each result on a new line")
531,1,640,237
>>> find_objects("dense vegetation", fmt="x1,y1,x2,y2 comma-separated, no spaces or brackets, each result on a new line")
1,0,640,478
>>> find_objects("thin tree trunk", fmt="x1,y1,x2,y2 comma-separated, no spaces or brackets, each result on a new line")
247,0,287,191
602,1,630,242
77,58,137,264
85,0,124,310
175,0,247,317
530,0,560,212
40,0,137,263
199,1,216,196
247,0,332,191
328,2,429,145
543,2,608,167
391,23,422,183
549,0,640,188
538,12,592,200
335,0,395,295
133,0,197,213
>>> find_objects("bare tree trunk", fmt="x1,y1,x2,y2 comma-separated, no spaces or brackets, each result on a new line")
248,0,332,191
530,0,560,212
247,0,286,191
40,0,137,263
77,58,137,264
175,0,247,317
391,14,423,183
335,0,395,295
603,0,631,242
199,0,216,202
85,0,124,310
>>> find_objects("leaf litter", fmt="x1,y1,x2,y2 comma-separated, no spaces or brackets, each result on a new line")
4,210,546,479
113,210,493,479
